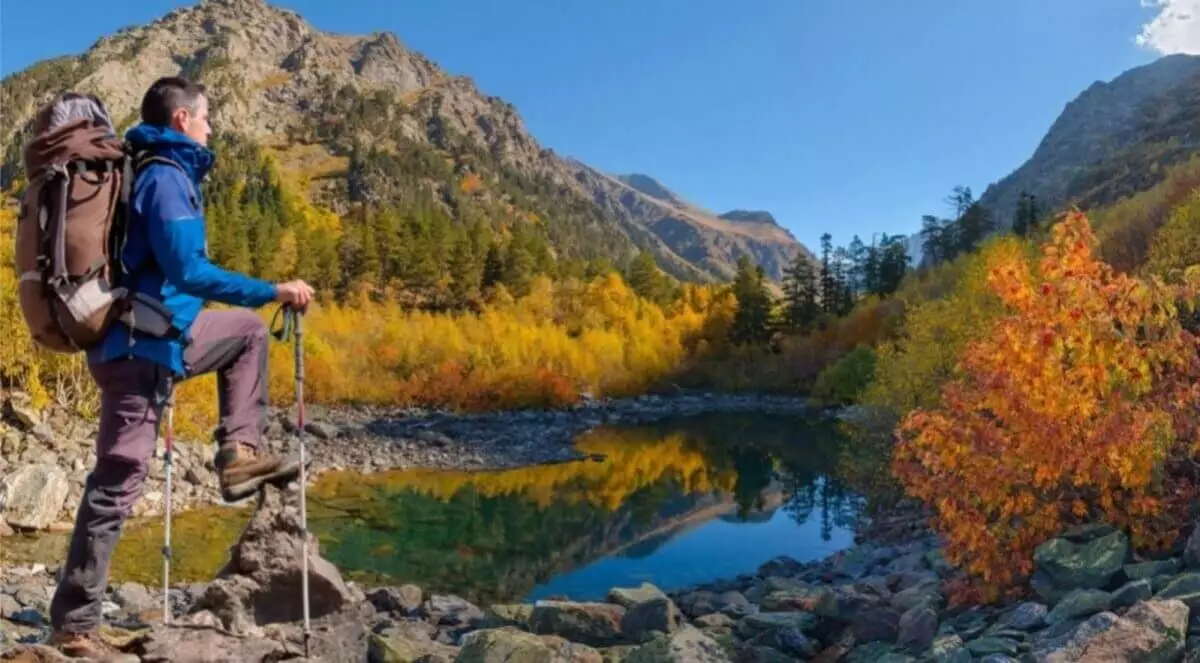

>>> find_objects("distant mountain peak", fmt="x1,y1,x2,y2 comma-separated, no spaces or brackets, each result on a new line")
719,210,778,226
617,174,682,205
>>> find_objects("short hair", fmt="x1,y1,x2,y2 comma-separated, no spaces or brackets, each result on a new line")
140,76,206,127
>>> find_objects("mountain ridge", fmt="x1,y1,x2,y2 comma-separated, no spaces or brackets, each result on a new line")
0,0,809,283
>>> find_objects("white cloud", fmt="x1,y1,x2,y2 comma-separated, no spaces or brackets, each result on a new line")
1137,0,1200,55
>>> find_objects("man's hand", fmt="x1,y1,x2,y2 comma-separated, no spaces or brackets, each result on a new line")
275,280,314,311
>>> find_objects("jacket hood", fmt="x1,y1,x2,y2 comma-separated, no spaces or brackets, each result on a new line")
125,123,215,183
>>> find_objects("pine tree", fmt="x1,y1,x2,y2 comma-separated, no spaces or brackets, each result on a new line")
729,255,775,346
847,235,867,300
782,253,820,333
481,243,504,290
627,251,669,304
1013,191,1041,237
819,233,836,314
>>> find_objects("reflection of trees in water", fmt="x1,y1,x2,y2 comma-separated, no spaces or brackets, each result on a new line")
782,474,864,541
306,412,862,603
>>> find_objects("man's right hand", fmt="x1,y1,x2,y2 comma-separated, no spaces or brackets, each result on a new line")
275,280,314,311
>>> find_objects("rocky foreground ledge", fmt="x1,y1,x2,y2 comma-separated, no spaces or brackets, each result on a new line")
0,391,815,536
3,489,1200,662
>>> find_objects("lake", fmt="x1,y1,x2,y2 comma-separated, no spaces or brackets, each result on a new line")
6,412,863,604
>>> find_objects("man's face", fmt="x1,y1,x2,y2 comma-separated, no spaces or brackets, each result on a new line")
173,94,211,147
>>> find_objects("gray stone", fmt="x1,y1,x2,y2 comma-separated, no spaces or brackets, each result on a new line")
623,626,731,663
0,464,69,530
1000,601,1048,630
966,636,1021,657
620,597,683,643
1155,572,1200,608
897,605,937,651
456,627,598,663
1111,579,1153,609
1126,558,1182,581
607,582,667,609
852,605,902,643
529,601,626,647
189,486,353,632
1046,589,1112,625
1033,529,1128,598
1031,599,1187,663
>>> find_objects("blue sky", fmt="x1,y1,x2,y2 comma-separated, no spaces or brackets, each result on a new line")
1,1,1193,251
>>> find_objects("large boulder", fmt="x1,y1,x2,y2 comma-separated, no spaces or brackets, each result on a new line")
457,627,602,663
1031,598,1188,662
0,464,68,530
1032,527,1129,602
190,485,354,633
623,627,731,663
529,601,626,647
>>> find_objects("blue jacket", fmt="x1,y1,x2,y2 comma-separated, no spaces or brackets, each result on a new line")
88,124,278,376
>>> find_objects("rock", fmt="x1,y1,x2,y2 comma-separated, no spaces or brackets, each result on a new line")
530,601,627,647
623,626,731,663
1125,559,1182,581
1032,529,1128,600
1155,572,1200,608
136,623,288,662
190,486,352,631
776,626,817,658
1046,589,1112,625
457,627,601,663
1111,579,1153,609
1032,599,1187,662
30,423,53,445
479,604,535,630
965,636,1021,657
852,605,902,643
897,605,937,651
0,464,69,530
890,582,941,612
1000,602,1048,631
305,421,340,440
694,614,734,630
929,635,971,663
760,586,836,616
367,585,423,616
736,612,817,639
0,521,11,537
425,594,483,627
1186,527,1200,570
113,582,154,614
607,583,666,609
5,402,40,431
620,597,683,643
368,623,460,662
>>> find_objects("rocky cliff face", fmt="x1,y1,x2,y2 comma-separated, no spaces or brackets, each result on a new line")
0,0,808,282
978,53,1200,227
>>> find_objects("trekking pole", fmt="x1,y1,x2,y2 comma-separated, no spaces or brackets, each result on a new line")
292,305,311,658
162,390,175,625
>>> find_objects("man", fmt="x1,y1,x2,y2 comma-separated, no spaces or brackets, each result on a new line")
44,76,314,660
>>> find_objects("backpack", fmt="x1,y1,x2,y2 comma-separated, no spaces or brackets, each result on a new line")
14,91,179,354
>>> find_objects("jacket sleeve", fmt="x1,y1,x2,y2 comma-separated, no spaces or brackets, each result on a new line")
140,167,278,308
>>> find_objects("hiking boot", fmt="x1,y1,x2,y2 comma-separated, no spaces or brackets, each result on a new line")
43,630,139,662
213,442,305,502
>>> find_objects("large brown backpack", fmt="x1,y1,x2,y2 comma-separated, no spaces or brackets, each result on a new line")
14,92,136,353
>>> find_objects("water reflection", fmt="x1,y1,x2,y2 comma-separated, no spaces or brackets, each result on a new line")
308,412,864,604
1,413,864,605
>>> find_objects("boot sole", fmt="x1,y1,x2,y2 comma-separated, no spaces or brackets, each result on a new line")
220,455,309,503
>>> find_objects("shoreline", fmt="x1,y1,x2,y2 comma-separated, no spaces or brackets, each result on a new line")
0,391,823,537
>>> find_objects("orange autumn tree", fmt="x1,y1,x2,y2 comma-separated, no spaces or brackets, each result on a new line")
893,210,1200,602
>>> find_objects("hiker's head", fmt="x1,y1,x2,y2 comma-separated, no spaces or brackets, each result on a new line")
141,76,210,147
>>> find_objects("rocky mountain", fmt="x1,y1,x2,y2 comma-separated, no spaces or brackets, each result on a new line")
979,53,1200,227
0,0,808,283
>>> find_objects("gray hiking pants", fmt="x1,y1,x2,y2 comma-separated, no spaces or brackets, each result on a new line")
49,309,270,633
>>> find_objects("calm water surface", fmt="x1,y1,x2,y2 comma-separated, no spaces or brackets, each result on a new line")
3,412,863,605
